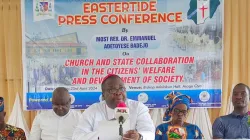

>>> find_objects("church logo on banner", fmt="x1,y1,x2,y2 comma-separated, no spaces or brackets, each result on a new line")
33,0,54,22
187,0,220,24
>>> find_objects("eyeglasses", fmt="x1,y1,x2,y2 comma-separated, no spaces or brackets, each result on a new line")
173,108,187,115
106,87,126,95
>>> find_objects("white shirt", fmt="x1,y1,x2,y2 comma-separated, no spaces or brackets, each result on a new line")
72,99,155,140
29,110,81,140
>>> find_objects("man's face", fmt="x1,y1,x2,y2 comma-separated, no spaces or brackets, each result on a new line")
102,77,127,109
232,85,249,108
52,92,71,116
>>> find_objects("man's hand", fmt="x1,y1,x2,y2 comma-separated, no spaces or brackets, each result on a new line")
122,130,140,140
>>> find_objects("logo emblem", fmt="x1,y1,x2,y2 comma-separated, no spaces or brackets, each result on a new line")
187,0,220,24
33,0,54,21
70,94,75,104
199,91,210,102
138,92,149,103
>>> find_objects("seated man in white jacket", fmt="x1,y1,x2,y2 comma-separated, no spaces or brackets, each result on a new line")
73,74,155,140
29,87,81,140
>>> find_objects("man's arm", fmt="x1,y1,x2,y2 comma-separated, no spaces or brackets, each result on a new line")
212,117,225,139
29,115,42,140
135,102,155,140
72,106,99,140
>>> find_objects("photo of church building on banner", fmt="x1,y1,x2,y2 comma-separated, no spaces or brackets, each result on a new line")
25,32,87,93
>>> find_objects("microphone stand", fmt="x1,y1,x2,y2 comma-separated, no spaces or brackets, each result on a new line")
118,116,124,139
119,123,123,136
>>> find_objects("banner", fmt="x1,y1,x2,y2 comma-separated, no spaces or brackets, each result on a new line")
22,0,223,110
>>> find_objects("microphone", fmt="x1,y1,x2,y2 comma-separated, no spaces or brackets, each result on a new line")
115,102,129,124
115,102,129,137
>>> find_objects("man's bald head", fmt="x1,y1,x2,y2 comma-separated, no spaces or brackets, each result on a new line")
52,87,70,100
52,87,71,116
232,83,250,109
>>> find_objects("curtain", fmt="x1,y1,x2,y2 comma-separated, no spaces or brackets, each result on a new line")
0,0,37,129
0,0,249,129
7,93,30,138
